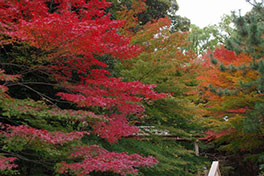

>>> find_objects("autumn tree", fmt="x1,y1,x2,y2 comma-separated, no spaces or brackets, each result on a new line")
109,0,190,35
115,17,207,175
0,0,168,175
107,0,171,26
197,1,264,175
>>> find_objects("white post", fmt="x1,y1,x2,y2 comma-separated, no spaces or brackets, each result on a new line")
194,139,199,156
208,161,221,176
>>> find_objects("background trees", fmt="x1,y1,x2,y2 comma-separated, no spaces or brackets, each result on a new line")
197,1,264,175
186,14,235,56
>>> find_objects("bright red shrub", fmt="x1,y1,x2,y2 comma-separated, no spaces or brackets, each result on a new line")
0,0,164,174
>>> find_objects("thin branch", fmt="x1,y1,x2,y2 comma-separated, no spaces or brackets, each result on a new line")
14,83,58,106
0,116,20,126
0,63,29,68
0,62,53,77
5,81,70,102
6,82,58,87
0,150,54,168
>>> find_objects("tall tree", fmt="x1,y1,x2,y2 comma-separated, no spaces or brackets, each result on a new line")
0,0,166,175
116,17,207,176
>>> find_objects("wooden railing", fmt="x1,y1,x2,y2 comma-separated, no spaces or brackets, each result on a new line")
130,126,201,156
208,161,221,176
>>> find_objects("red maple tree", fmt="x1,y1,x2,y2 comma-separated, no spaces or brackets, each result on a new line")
0,0,165,175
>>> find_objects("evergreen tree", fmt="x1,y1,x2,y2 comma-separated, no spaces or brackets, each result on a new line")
168,0,190,32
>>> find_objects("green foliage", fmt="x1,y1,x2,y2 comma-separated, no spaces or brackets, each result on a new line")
186,14,235,55
108,0,171,25
211,58,218,65
104,138,209,176
226,3,264,58
115,16,207,174
219,63,226,72
0,98,98,132
187,24,222,55
137,0,171,25
244,102,264,134
0,169,19,176
168,0,190,32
